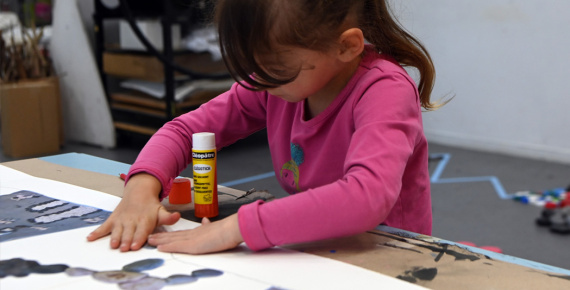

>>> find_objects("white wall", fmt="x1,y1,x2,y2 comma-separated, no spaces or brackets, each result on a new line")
394,1,570,164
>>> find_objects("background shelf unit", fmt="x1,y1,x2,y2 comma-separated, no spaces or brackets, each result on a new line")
93,0,232,137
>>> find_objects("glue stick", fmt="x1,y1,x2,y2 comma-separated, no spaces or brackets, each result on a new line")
192,132,219,218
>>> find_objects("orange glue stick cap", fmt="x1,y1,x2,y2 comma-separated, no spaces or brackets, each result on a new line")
168,178,192,204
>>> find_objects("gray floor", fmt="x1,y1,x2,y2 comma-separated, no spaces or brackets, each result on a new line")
1,131,569,270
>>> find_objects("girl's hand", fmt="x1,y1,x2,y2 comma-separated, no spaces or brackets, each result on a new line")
86,173,181,252
147,214,243,254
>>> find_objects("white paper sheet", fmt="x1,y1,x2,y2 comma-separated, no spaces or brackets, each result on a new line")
0,165,424,289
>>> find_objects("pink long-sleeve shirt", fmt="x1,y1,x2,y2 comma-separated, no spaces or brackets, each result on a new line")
128,47,432,251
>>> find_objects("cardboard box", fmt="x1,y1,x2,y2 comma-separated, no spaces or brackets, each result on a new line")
0,78,63,158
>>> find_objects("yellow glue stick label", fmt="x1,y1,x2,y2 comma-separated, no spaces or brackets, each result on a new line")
192,149,217,205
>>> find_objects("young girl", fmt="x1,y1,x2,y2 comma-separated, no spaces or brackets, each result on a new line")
88,0,438,254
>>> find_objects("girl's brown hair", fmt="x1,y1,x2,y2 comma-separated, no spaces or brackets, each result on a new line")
215,0,438,110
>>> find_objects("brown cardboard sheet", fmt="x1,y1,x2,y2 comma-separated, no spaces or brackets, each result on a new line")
3,158,124,196
284,231,570,289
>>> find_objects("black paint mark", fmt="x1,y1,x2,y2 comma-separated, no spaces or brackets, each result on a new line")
31,264,70,274
367,230,408,243
411,267,438,281
65,267,95,276
120,276,167,289
396,274,417,283
422,243,481,262
0,258,69,278
122,258,164,272
165,274,198,285
1,257,226,289
367,231,485,262
527,269,570,283
546,273,570,281
381,243,423,254
92,270,148,283
396,267,438,283
434,244,447,262
191,269,224,278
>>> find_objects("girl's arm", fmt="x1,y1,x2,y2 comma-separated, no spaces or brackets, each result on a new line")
128,82,268,200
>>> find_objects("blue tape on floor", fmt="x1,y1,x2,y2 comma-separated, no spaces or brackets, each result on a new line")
430,153,513,200
219,153,515,201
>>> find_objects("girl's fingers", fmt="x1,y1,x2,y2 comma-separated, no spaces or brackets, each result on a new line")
146,234,165,246
148,228,199,248
157,207,181,226
86,222,111,241
150,215,242,255
109,224,124,249
155,236,232,255
119,225,135,252
131,225,152,251
148,230,187,243
155,238,210,255
156,240,190,254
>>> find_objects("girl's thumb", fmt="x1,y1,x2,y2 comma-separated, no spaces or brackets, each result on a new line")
157,206,180,226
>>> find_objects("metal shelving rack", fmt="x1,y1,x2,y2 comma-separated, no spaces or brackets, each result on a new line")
93,0,229,136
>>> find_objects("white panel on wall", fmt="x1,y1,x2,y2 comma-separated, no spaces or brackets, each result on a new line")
393,1,570,163
50,0,115,148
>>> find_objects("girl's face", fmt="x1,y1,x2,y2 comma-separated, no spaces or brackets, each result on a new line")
257,47,347,103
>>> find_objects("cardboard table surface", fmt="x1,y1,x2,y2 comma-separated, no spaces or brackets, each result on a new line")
2,155,570,289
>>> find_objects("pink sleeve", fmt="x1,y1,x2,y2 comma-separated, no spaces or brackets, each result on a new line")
127,83,267,199
237,73,428,251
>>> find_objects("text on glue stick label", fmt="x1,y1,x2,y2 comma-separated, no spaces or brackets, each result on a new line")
193,150,216,205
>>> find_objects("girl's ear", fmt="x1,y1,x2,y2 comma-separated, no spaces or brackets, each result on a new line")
338,28,365,62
